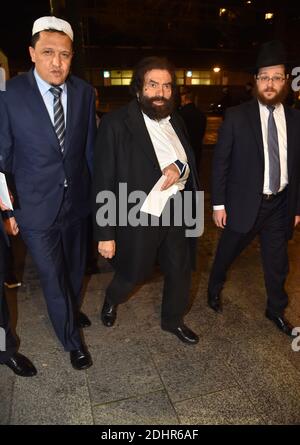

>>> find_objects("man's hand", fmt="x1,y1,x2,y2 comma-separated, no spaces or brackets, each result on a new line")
294,215,300,227
98,240,116,259
213,209,227,228
4,217,19,236
161,163,180,191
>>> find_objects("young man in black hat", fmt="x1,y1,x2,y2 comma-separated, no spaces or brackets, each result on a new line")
207,40,300,337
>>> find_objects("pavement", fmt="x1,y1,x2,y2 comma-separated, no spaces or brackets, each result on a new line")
1,147,300,425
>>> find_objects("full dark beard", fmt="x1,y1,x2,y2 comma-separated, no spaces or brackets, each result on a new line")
139,94,175,120
254,83,289,106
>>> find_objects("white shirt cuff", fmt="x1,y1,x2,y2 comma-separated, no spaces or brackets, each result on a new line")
213,205,225,210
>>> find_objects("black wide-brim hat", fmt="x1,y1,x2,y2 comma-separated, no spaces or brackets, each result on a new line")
256,40,287,70
244,40,296,74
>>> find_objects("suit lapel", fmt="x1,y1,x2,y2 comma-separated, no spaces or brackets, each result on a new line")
63,76,76,157
247,100,295,181
170,113,191,156
26,70,61,152
246,99,265,160
124,100,161,169
170,113,200,189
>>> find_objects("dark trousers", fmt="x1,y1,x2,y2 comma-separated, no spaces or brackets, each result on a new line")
208,191,289,316
5,242,15,278
106,224,192,329
0,235,17,363
20,190,87,351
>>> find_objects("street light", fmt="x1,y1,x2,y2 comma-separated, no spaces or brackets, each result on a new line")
265,12,274,20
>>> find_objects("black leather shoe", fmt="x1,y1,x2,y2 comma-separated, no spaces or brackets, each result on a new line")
101,300,118,327
265,310,298,338
207,289,222,313
77,311,91,328
3,353,37,377
70,348,93,370
161,324,199,344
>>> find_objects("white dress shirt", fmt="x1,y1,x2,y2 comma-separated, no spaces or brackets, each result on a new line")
214,100,288,210
142,112,190,190
33,68,67,125
34,69,68,187
258,101,288,194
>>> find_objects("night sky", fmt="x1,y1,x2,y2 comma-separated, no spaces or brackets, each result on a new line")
0,1,50,66
1,0,300,73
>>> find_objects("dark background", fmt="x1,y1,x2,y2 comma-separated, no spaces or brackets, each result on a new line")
1,0,300,75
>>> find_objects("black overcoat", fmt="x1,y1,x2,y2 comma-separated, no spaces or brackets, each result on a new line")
93,99,200,282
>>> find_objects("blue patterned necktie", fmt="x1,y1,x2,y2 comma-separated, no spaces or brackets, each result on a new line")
267,105,280,194
49,86,65,153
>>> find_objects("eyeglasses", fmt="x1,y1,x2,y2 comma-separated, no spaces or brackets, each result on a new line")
144,81,172,91
256,75,286,84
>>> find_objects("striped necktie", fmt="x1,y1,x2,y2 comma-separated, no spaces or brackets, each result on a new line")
50,86,65,153
267,105,280,194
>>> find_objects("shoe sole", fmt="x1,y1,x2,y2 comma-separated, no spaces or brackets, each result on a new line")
71,361,93,370
161,327,199,345
101,319,116,327
2,362,37,377
208,302,223,313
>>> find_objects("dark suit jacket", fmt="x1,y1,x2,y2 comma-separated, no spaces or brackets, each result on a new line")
212,99,300,238
0,69,96,230
93,99,200,282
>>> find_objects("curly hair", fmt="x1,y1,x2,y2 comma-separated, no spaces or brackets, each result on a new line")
130,56,177,96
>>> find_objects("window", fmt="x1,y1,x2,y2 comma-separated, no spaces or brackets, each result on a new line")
107,70,133,86
186,70,211,85
176,70,184,85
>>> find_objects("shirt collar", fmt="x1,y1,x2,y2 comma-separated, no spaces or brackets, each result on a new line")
33,68,66,97
142,111,171,126
258,100,282,112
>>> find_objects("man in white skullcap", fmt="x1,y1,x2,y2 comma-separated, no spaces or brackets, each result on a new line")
0,16,97,371
32,16,74,41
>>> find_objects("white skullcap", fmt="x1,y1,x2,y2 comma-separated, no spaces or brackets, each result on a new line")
32,16,73,41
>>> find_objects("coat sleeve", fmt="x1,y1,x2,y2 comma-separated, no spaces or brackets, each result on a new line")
0,94,15,215
0,93,13,174
92,114,118,242
0,206,9,246
211,109,234,206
